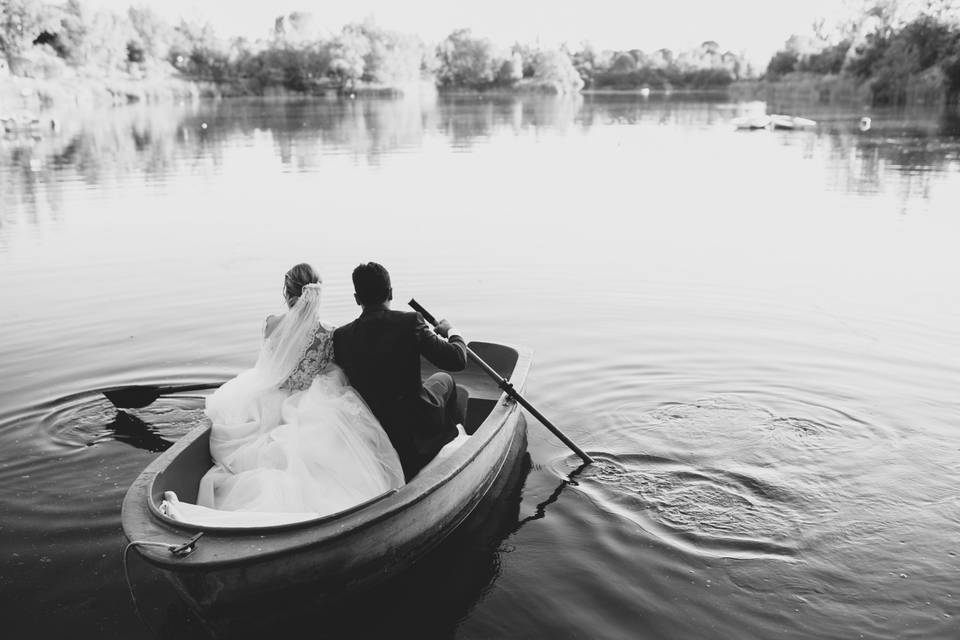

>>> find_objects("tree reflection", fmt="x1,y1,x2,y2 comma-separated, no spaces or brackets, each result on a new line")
2,96,960,233
0,144,64,231
818,107,960,209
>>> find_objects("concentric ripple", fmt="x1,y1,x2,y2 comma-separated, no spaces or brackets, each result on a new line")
34,392,205,453
604,394,898,466
572,453,803,560
548,392,900,560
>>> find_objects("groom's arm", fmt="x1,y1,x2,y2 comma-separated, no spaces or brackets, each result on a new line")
413,313,467,371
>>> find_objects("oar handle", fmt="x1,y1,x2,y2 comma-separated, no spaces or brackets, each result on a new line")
408,298,593,464
409,298,438,326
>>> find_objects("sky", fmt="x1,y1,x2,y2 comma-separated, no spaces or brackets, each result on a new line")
84,0,846,62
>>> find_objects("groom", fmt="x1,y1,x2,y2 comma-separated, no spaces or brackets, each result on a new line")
333,262,467,481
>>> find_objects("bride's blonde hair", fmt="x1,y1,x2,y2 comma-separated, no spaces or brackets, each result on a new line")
284,263,320,307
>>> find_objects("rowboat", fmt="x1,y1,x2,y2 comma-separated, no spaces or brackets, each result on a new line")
121,340,531,615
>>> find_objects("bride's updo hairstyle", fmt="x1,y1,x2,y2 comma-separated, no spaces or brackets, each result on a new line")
284,263,320,307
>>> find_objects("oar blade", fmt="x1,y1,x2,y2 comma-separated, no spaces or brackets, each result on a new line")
102,386,163,409
102,382,223,409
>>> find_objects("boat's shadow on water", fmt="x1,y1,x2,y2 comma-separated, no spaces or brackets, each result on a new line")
152,451,534,639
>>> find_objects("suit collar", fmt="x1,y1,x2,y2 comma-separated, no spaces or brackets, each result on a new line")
360,304,391,318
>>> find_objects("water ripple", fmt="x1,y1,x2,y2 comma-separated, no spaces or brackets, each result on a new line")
1,391,206,455
571,453,802,560
44,397,202,453
603,394,900,465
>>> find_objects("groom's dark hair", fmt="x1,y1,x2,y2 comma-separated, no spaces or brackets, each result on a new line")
353,262,392,306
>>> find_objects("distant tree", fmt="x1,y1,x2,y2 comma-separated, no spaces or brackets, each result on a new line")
495,50,523,85
766,49,799,77
569,43,596,86
681,67,734,88
327,27,369,91
720,51,743,79
165,18,230,81
610,51,637,73
435,28,499,89
845,29,890,78
510,43,538,78
628,48,648,66
797,40,852,74
127,5,173,62
84,9,136,73
847,14,960,104
529,48,584,93
651,48,674,68
348,21,425,86
0,0,60,74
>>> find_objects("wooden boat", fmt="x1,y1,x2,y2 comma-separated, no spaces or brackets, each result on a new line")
121,341,530,615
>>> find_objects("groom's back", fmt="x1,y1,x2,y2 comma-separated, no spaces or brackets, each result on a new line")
334,306,467,478
333,309,424,423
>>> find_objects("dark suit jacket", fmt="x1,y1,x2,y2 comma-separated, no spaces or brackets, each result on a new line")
333,307,467,479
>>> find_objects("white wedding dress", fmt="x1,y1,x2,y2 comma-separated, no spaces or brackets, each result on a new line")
161,284,404,527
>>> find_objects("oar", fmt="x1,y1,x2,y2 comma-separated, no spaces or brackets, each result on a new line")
409,299,593,465
101,382,223,409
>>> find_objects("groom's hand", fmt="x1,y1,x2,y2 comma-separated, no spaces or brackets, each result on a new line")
435,318,461,340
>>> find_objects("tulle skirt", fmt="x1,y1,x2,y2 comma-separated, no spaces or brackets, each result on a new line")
196,365,405,517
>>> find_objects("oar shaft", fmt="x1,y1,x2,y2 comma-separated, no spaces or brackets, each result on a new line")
409,298,593,464
488,364,594,464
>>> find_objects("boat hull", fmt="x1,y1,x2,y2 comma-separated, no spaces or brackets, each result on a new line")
164,413,525,613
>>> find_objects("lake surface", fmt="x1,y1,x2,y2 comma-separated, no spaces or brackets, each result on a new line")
1,93,959,638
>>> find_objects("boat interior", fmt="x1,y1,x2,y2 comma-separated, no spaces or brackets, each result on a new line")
150,342,520,509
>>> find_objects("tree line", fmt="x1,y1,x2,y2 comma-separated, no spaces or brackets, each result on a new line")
764,0,960,105
2,1,747,96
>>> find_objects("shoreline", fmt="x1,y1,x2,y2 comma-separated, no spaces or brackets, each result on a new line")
5,73,958,114
4,75,734,111
0,74,219,113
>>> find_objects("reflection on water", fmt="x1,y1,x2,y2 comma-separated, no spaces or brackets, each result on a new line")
4,95,960,234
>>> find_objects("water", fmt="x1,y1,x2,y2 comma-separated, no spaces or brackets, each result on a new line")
1,94,959,638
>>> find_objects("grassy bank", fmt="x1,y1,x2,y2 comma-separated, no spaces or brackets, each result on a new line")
736,68,955,111
0,74,219,113
730,75,870,107
730,73,952,110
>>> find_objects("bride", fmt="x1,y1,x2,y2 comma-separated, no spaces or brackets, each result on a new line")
181,263,404,522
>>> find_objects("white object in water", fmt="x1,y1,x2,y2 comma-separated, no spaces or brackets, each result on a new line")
770,114,817,130
733,114,772,130
859,116,872,132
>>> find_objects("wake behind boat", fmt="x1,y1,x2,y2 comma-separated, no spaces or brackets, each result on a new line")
121,341,530,614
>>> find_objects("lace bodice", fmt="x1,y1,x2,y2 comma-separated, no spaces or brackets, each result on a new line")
276,321,335,392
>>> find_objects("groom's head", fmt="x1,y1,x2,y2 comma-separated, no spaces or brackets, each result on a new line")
352,262,392,308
